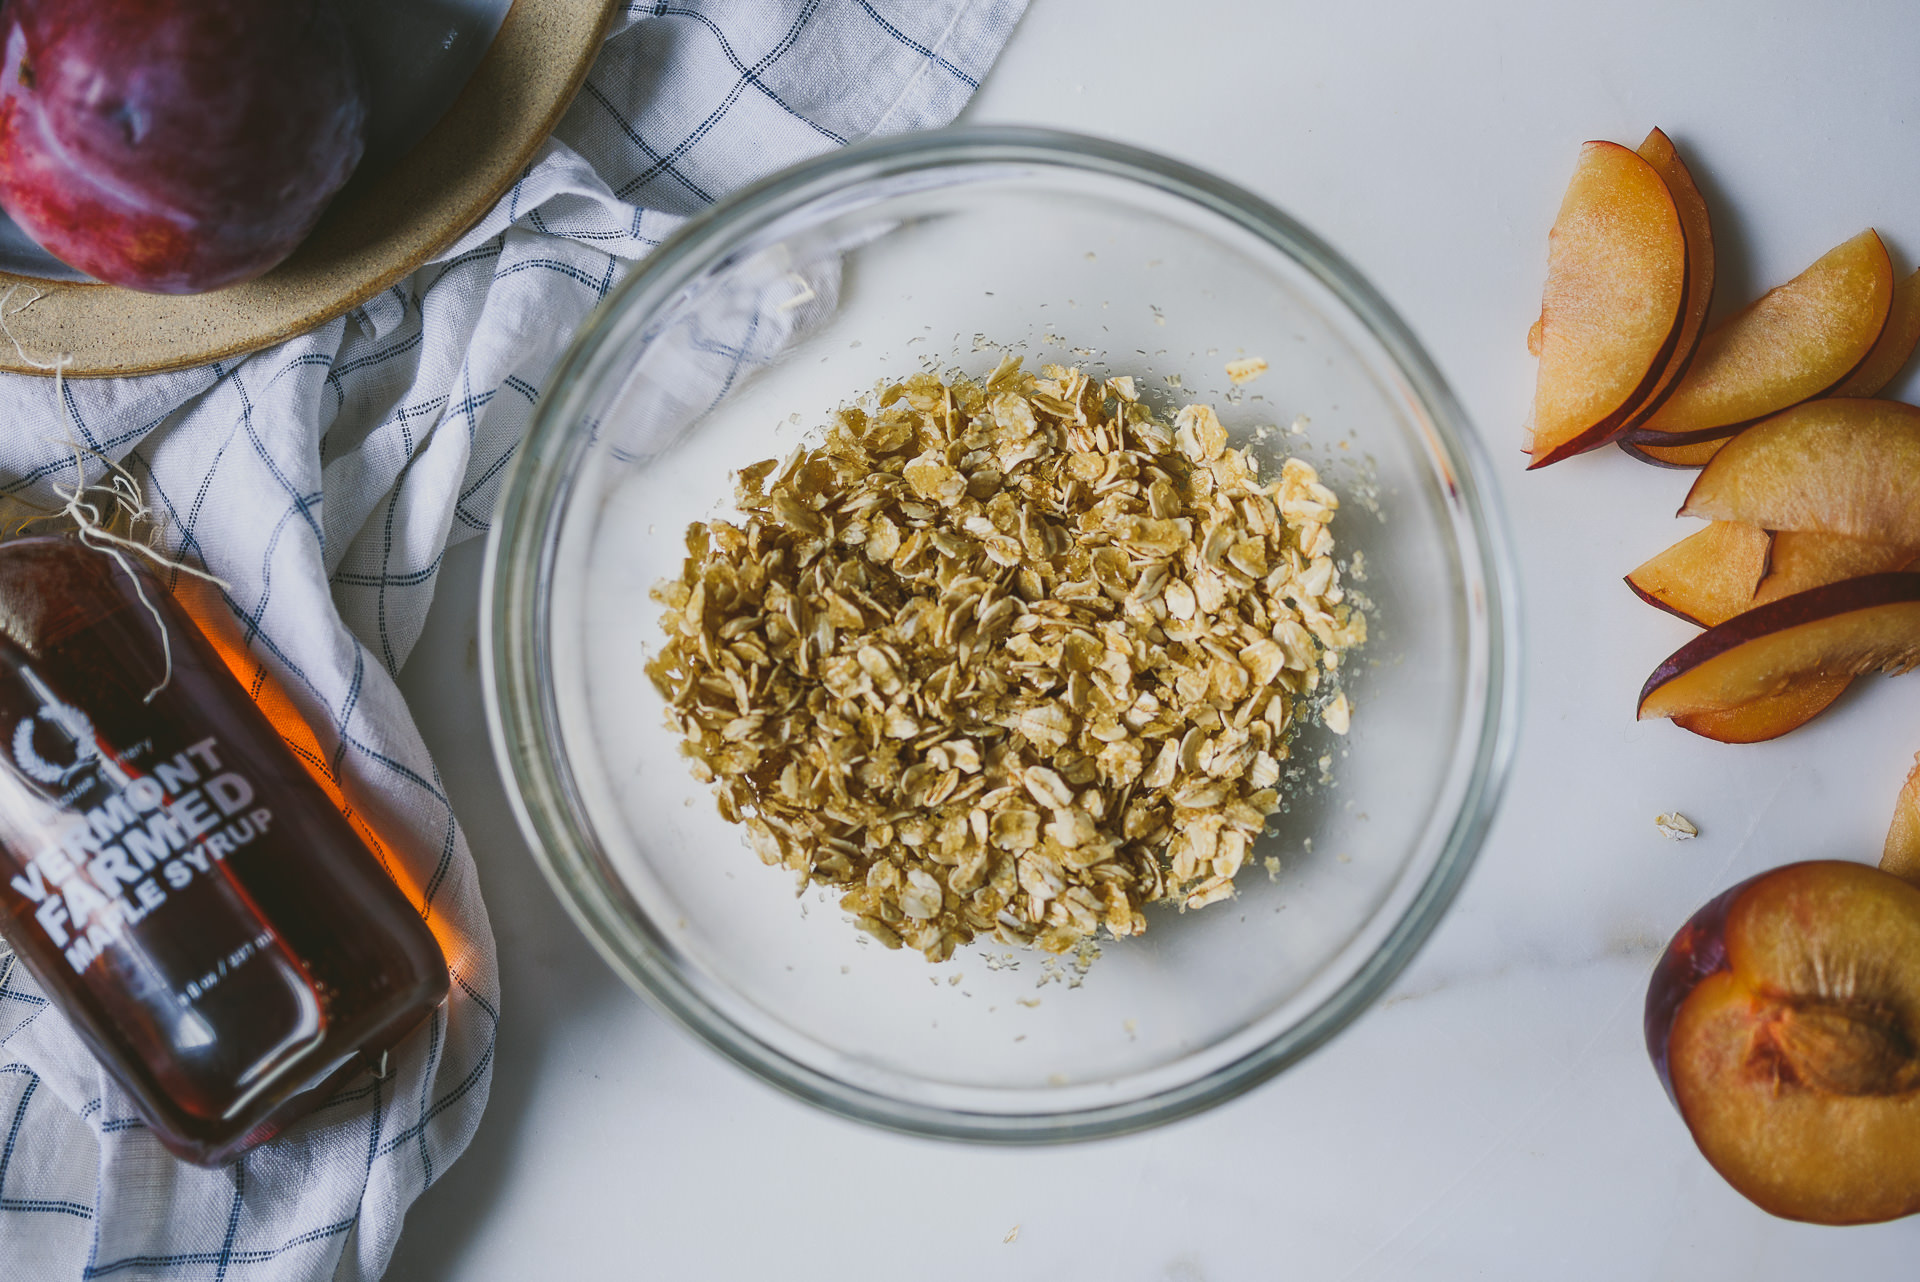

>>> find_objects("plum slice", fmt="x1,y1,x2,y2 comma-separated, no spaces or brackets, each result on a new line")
1628,229,1894,443
1625,521,1770,627
1624,278,1920,468
1620,435,1726,469
1524,140,1686,467
1682,398,1920,546
1678,532,1920,738
1637,572,1920,720
1833,267,1920,398
1619,128,1715,431
1631,526,1893,740
1647,861,1920,1224
1754,530,1919,605
1671,675,1850,744
1885,756,1920,885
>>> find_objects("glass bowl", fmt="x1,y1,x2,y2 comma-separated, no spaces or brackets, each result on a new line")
482,127,1518,1142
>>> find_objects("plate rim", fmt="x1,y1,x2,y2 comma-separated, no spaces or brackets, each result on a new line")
0,0,621,379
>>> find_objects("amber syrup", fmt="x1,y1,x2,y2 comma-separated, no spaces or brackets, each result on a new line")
0,537,448,1164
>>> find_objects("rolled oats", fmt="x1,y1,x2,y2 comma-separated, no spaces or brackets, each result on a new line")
646,359,1364,962
1225,357,1269,386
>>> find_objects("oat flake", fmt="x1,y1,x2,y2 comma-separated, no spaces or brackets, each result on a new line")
1655,812,1699,841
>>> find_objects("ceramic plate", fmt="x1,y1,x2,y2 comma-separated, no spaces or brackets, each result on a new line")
0,0,619,377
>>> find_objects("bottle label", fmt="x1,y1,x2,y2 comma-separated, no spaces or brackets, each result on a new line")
1,672,278,994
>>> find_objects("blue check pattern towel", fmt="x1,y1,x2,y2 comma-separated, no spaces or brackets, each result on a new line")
0,3,1023,1278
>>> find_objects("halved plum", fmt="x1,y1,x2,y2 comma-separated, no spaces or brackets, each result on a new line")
1638,572,1920,721
1648,861,1920,1224
1682,398,1920,546
1525,141,1687,467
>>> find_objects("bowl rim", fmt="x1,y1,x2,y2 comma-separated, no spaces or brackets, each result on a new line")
481,124,1522,1143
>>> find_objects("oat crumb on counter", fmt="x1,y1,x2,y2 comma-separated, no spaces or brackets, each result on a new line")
1655,812,1699,840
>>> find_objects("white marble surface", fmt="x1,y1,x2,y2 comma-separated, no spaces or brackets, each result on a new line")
386,1,1920,1276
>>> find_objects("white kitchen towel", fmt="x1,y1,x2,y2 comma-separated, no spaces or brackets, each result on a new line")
0,3,1023,1279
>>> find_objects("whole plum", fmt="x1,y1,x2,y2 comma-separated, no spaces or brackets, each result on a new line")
0,0,367,295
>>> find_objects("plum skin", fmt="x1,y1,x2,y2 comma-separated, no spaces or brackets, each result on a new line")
1644,874,1753,1106
0,0,367,294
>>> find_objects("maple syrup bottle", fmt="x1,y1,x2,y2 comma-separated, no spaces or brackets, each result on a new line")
0,536,448,1165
